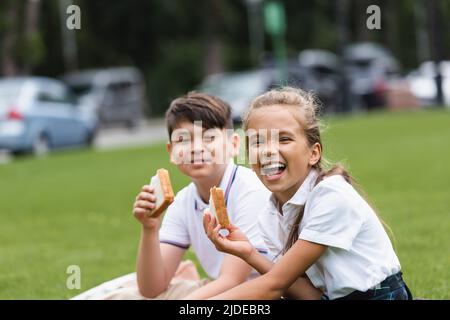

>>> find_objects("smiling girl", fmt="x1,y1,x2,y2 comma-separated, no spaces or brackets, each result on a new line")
203,87,412,300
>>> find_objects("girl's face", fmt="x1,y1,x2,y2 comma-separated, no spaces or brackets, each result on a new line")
247,105,321,205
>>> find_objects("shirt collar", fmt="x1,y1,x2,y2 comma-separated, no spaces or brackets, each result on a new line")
194,160,236,212
268,169,319,215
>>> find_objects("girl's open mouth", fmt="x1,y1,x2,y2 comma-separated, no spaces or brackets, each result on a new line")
260,162,286,181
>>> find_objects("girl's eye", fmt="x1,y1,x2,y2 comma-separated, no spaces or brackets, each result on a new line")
203,135,215,143
280,136,291,142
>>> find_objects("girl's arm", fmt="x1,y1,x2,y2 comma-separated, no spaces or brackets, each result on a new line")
210,239,326,300
183,254,252,300
244,247,322,299
204,213,323,299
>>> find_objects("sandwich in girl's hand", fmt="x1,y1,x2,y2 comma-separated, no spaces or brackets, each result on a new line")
209,186,230,228
147,169,174,218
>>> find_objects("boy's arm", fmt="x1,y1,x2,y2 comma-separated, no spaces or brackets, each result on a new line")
183,254,252,300
136,228,185,298
134,184,190,298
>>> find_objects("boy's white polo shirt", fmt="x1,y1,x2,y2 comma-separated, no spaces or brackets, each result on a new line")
159,161,270,279
258,169,401,300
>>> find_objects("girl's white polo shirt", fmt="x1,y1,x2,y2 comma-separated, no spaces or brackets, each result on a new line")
258,169,401,299
159,161,270,279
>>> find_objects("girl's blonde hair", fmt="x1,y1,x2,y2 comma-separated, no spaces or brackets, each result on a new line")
242,87,393,254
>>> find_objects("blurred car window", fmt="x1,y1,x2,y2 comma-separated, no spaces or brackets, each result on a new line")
199,69,276,122
36,81,77,105
0,81,23,111
62,67,146,128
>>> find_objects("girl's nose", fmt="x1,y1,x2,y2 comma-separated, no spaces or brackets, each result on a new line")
262,148,273,157
260,141,280,162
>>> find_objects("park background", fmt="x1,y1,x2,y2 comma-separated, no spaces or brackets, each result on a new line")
0,0,449,299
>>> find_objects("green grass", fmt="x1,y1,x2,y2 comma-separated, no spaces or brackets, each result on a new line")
1,109,449,299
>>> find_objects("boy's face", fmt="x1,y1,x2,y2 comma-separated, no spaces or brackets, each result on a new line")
167,120,239,180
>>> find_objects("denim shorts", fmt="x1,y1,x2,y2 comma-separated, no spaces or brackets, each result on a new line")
322,272,413,300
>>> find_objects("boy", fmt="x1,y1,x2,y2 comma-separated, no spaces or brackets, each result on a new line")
73,92,270,300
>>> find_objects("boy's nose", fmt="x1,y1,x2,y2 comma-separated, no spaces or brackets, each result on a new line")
192,148,203,156
192,140,204,154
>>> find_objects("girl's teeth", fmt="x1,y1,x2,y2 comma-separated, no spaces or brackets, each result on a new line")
261,163,286,176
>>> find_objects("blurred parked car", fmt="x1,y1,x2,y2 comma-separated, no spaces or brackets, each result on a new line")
344,42,400,110
406,61,450,107
0,77,98,155
198,68,279,122
297,49,341,113
198,64,342,121
63,67,146,128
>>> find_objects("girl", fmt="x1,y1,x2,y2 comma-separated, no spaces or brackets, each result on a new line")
203,87,412,300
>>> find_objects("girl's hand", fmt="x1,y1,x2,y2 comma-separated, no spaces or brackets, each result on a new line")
133,185,161,230
203,209,255,261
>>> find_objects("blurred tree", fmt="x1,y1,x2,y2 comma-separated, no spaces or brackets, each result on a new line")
22,0,44,73
59,0,78,71
0,0,44,76
354,0,371,42
1,0,448,114
1,0,20,76
204,0,225,75
426,0,445,106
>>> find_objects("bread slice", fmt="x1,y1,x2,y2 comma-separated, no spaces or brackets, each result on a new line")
209,186,230,228
147,169,174,218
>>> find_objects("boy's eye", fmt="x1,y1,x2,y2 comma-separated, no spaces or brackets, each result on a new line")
279,136,291,142
175,136,190,144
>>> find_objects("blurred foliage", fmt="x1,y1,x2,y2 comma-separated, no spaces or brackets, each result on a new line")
0,0,449,115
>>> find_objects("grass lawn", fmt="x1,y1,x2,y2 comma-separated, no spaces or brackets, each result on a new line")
0,109,449,299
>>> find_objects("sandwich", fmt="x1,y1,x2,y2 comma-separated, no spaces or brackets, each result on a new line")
209,186,230,228
147,168,175,217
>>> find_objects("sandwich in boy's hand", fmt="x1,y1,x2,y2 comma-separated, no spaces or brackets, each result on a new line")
209,186,230,228
147,168,174,218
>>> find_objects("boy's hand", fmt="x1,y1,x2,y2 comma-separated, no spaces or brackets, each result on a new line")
133,185,161,230
203,209,255,261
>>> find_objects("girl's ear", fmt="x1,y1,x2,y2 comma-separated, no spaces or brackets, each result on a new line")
309,142,322,166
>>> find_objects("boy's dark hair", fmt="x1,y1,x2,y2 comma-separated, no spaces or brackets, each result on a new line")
165,92,233,138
